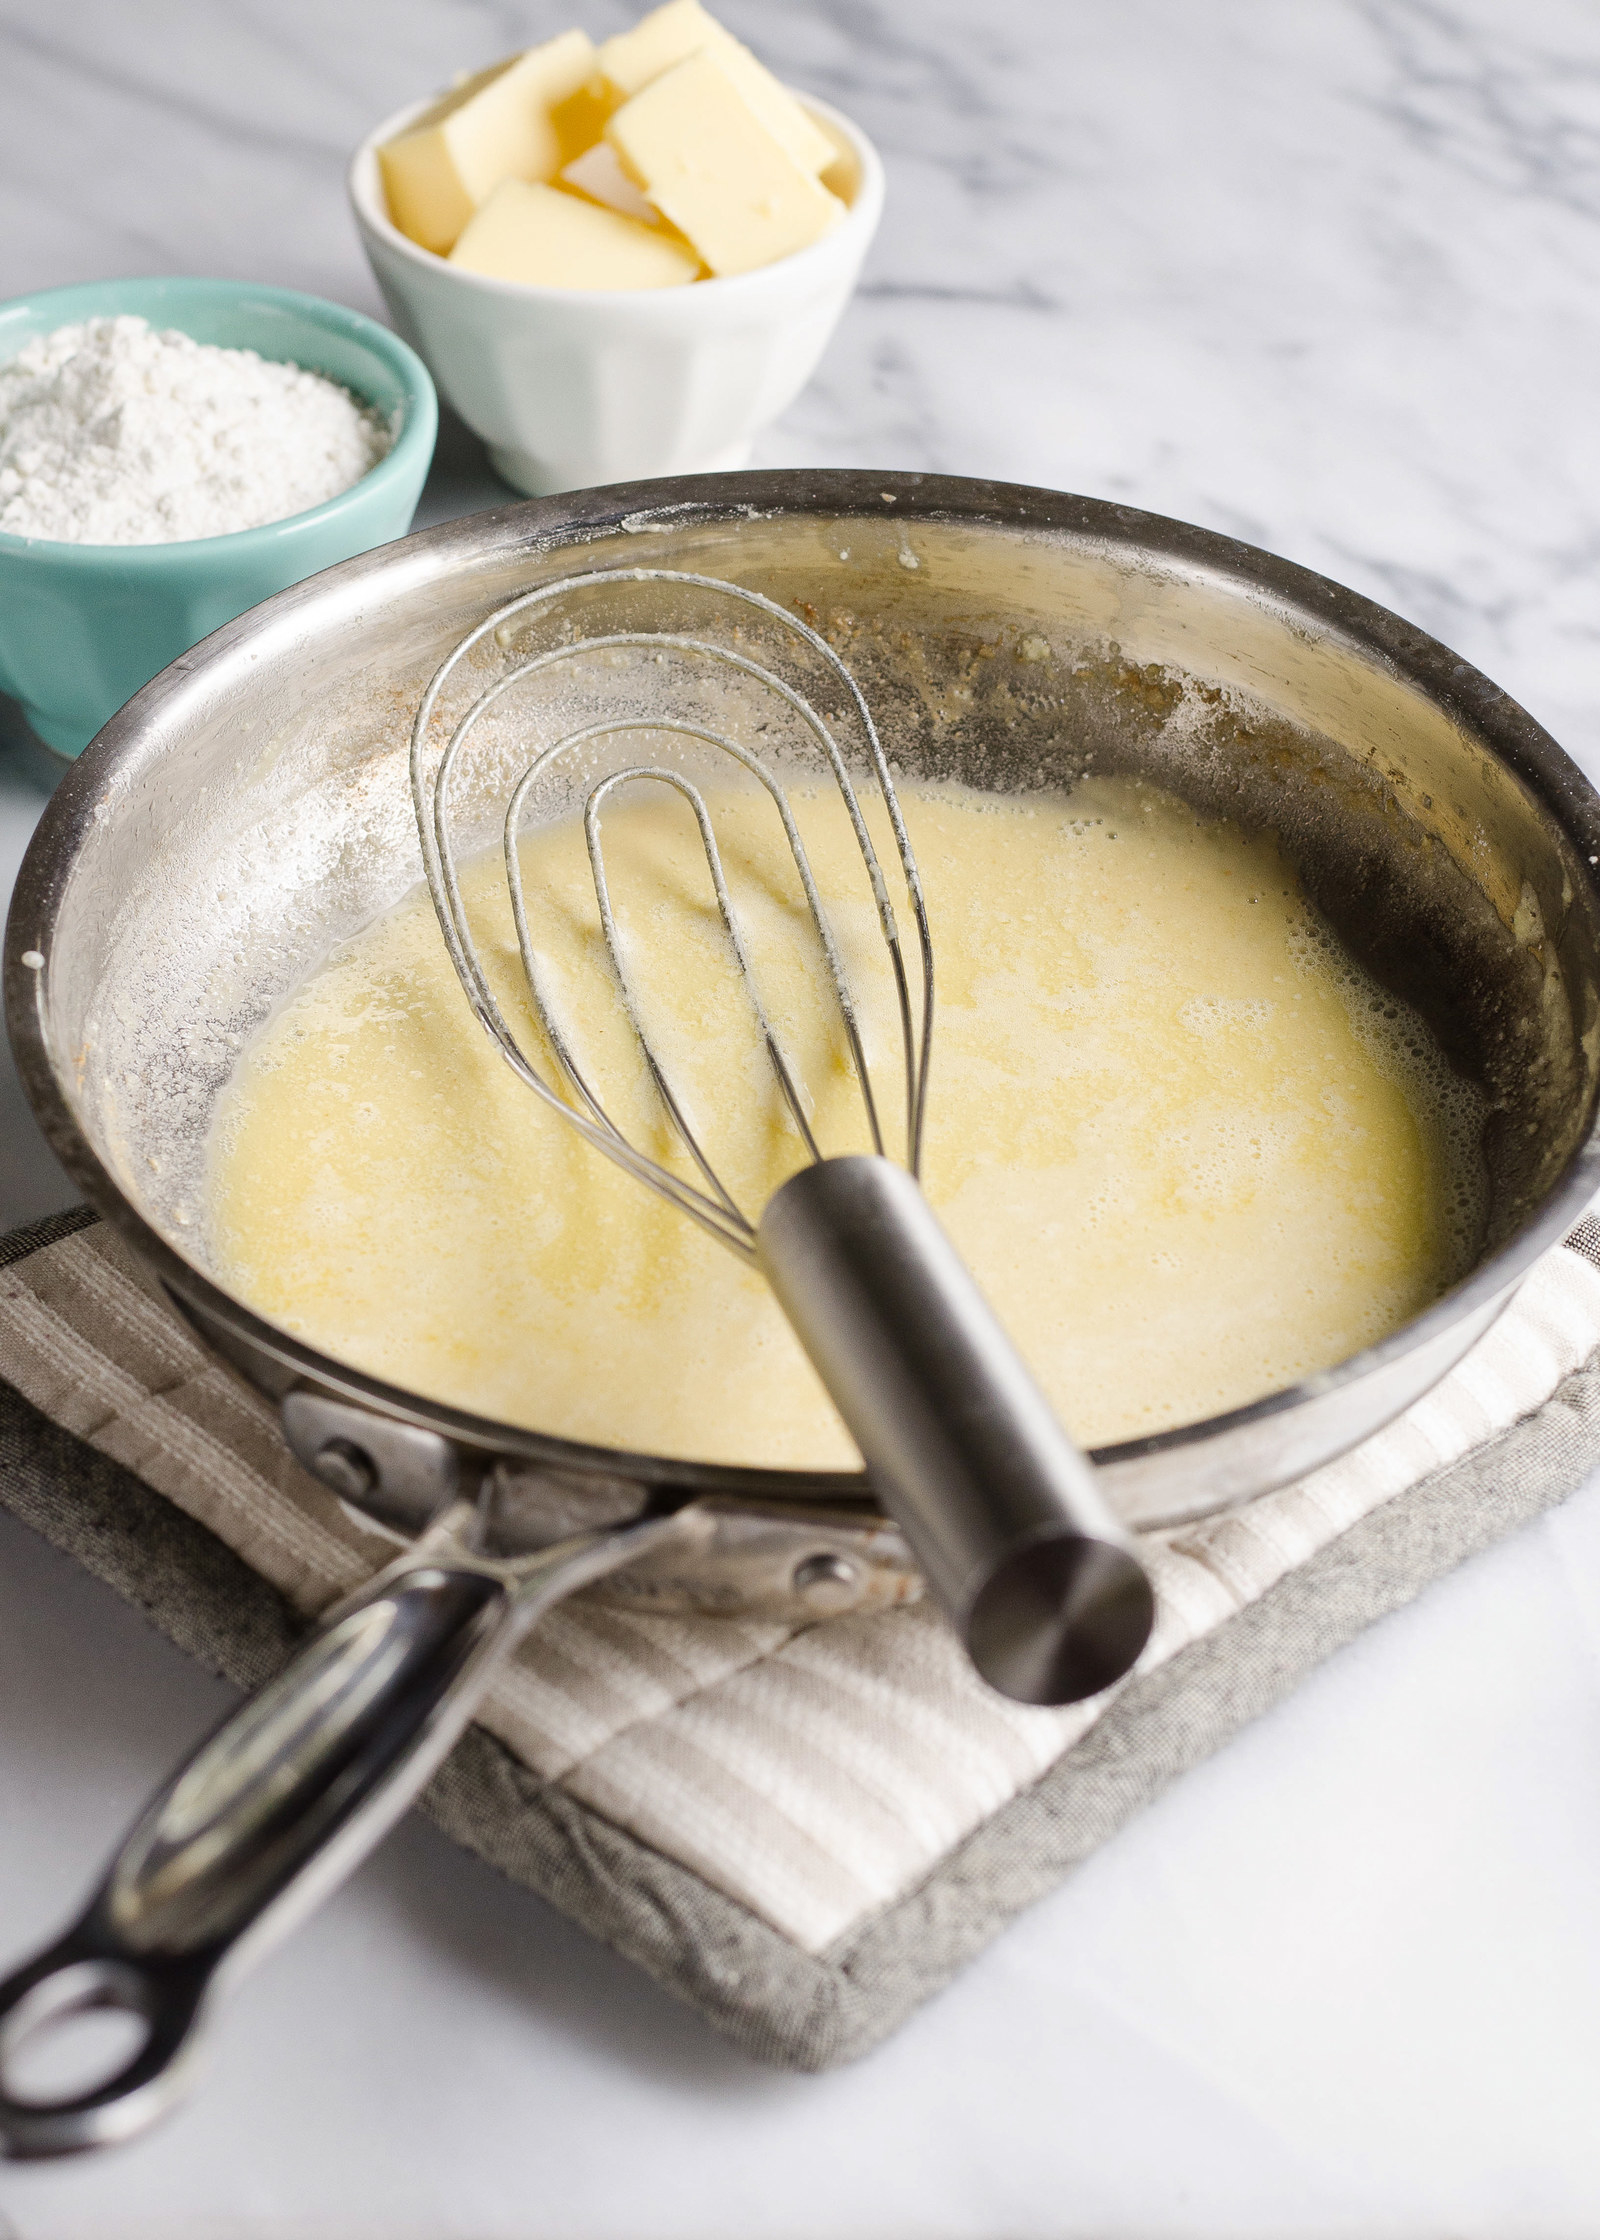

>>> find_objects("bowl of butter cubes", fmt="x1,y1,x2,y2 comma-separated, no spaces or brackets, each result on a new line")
348,0,883,494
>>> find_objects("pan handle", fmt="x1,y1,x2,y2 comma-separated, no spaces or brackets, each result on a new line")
0,1501,682,2159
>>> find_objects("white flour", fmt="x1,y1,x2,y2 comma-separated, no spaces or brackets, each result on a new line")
0,315,393,545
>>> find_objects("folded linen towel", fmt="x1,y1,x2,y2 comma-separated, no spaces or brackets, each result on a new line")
1,1203,1598,2069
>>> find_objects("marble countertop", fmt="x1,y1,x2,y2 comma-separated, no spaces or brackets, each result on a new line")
5,0,1600,2231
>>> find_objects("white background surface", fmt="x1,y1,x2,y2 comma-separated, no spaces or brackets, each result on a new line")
4,0,1600,2231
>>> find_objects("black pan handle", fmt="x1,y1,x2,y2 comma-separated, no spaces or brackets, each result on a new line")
0,1504,677,2158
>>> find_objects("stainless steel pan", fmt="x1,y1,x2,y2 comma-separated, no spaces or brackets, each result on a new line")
3,471,1598,2154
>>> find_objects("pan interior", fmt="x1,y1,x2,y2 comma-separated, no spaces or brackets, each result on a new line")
39,498,1600,1460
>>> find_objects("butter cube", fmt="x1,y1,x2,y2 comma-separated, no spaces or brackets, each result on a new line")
596,0,720,99
448,178,701,289
560,142,662,227
379,30,598,254
606,51,846,277
707,42,837,178
597,0,836,175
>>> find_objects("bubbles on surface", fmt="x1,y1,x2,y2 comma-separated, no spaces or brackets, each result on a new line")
1285,900,1488,1283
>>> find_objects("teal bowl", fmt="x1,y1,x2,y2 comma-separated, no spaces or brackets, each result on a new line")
0,277,438,756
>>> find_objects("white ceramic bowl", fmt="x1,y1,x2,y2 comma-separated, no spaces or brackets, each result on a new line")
348,89,883,495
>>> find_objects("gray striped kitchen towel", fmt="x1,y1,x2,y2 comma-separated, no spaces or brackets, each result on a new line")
1,1203,1598,2068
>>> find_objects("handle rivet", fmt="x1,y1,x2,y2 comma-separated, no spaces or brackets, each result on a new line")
313,1438,378,1502
793,1551,859,1613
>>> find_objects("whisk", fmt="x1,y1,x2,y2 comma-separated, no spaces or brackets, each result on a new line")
411,567,1153,1706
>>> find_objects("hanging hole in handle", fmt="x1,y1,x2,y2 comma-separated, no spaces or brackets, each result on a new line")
0,1945,211,2156
0,1962,155,2110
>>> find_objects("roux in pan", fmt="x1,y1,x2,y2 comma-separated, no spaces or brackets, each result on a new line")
206,775,1484,1467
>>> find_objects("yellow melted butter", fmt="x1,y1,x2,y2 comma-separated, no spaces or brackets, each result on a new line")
205,777,1484,1464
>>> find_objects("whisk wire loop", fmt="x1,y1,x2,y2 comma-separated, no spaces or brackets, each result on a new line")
587,765,826,1177
505,714,885,1169
412,570,932,1139
410,567,936,1257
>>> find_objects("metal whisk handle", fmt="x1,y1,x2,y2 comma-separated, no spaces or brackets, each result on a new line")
757,1158,1155,1707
